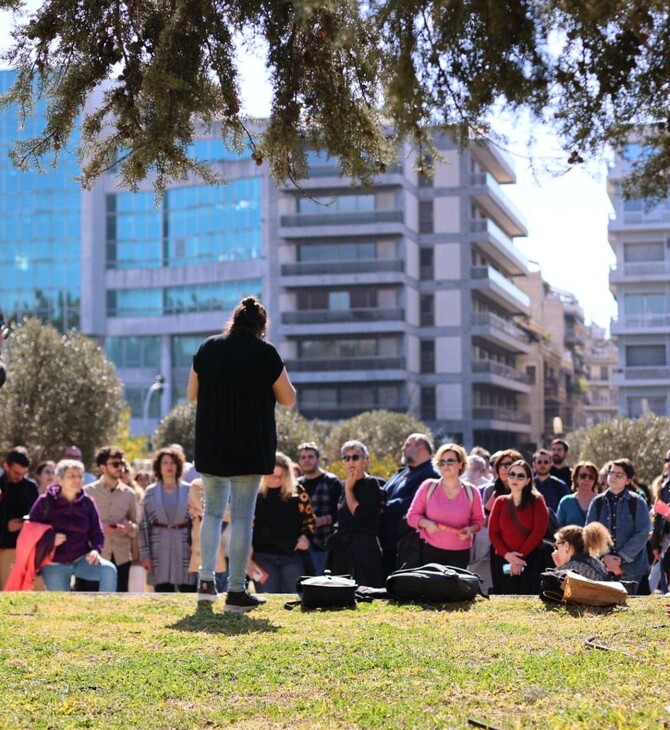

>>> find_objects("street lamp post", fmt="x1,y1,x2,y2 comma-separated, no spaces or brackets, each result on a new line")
143,374,165,453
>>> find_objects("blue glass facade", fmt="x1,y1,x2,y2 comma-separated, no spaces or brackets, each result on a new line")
0,71,81,329
106,177,262,268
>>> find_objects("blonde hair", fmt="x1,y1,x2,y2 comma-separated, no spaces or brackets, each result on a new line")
555,523,612,558
433,443,468,476
259,452,297,501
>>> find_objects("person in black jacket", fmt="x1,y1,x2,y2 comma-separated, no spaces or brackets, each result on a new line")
0,447,39,589
252,452,315,593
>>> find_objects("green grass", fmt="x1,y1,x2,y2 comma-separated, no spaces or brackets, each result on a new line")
0,593,668,729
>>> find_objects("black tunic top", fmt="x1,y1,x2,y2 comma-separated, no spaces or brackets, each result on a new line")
193,333,284,476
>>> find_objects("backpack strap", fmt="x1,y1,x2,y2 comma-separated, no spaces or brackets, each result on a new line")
595,493,637,523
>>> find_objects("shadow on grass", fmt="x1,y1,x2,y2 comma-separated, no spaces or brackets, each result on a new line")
540,600,626,617
168,603,280,635
387,599,480,612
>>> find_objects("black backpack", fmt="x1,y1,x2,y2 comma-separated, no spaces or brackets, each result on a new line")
284,572,359,609
386,563,485,603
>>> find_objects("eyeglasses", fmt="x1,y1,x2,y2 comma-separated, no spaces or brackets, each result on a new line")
106,460,122,468
497,462,513,469
607,470,627,479
508,471,527,480
437,458,459,467
553,540,566,549
534,460,551,465
342,454,361,462
577,472,594,480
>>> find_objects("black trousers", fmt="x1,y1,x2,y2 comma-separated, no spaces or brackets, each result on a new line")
490,547,545,595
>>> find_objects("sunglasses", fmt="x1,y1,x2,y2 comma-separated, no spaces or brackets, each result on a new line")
342,454,361,462
106,460,123,468
437,458,459,467
497,462,513,469
665,458,670,463
508,471,527,480
535,460,551,465
577,472,594,479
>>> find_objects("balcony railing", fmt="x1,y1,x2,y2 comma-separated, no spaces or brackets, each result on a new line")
281,260,404,276
304,163,403,178
471,311,529,342
471,266,531,310
282,308,404,325
614,366,670,380
469,218,528,270
286,356,406,372
472,360,532,384
298,404,409,420
611,261,670,277
472,407,531,424
612,313,670,329
280,210,404,227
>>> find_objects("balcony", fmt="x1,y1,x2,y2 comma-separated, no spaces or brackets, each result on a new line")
298,404,409,420
278,163,404,189
471,360,533,393
470,219,528,276
611,366,670,385
470,172,528,237
281,260,404,276
610,313,670,335
472,407,532,430
545,379,567,402
279,210,404,239
469,141,516,184
282,307,405,325
470,311,530,354
286,356,406,372
471,266,531,316
609,261,670,284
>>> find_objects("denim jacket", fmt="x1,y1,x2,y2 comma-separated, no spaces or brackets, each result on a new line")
585,489,652,580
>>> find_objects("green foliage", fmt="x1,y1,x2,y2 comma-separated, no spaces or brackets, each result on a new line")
152,401,196,461
323,409,432,463
0,592,667,728
1,1,669,199
275,407,317,461
568,414,670,486
114,407,149,463
0,317,124,467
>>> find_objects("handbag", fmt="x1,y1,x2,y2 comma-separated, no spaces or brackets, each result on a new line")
539,569,628,606
386,563,484,603
284,571,359,609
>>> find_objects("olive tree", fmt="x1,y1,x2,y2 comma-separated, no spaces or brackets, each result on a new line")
0,1,668,199
152,401,196,461
568,414,670,487
0,317,124,467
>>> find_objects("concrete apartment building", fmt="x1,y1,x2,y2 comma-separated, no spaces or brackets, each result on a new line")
609,145,670,418
2,68,600,447
583,323,619,427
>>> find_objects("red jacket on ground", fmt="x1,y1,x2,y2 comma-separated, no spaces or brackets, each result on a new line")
4,521,55,591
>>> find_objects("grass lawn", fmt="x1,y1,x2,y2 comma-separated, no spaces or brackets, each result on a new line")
0,592,668,729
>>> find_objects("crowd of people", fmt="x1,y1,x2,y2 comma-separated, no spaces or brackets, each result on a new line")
1,433,668,604
1,297,668,611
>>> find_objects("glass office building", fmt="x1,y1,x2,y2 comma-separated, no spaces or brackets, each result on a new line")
0,70,81,329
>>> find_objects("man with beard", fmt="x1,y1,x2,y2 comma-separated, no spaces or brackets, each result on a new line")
379,433,438,576
550,439,572,487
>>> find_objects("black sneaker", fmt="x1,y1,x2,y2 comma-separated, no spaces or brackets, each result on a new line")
224,590,267,613
197,579,218,603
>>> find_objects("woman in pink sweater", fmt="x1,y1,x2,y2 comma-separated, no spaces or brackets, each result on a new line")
406,443,485,569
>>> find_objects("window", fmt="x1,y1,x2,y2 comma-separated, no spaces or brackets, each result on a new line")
297,194,375,215
625,293,665,316
420,340,435,373
329,291,350,310
628,396,666,418
625,345,666,367
421,386,436,420
298,241,376,262
419,247,434,280
420,294,434,327
106,336,161,369
124,386,162,418
172,335,207,368
419,200,434,234
623,242,664,263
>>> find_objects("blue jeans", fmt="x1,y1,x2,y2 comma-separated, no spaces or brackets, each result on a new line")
253,552,305,593
41,554,118,592
199,474,261,593
309,546,329,576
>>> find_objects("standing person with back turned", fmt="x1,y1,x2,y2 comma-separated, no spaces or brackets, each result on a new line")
187,296,296,613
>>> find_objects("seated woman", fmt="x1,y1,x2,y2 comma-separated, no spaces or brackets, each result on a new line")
252,452,315,593
556,461,599,527
28,459,117,592
552,522,613,581
406,443,485,569
488,459,549,595
140,446,196,593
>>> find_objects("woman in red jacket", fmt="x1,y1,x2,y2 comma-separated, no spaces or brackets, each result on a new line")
488,459,549,595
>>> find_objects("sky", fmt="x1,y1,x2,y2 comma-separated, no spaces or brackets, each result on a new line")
0,8,618,331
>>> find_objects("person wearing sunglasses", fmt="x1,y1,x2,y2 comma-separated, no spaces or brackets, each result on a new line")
329,440,385,587
551,522,613,581
532,448,569,515
585,458,652,593
406,443,484,570
488,459,550,594
556,461,600,528
81,446,138,592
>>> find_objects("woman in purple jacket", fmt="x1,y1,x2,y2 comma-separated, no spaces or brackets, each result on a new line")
28,459,117,591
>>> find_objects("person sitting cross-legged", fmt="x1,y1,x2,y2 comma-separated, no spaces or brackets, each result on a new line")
28,459,117,592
